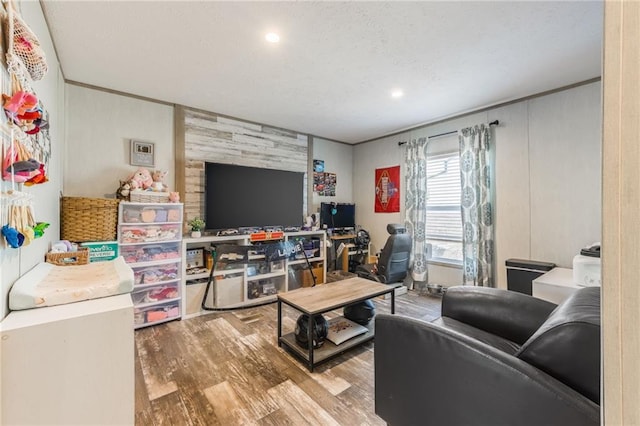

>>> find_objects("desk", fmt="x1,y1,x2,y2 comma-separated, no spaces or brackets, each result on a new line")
532,267,581,304
330,234,357,241
331,234,369,272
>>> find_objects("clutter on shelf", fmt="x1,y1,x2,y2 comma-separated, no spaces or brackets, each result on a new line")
45,240,90,266
115,167,176,203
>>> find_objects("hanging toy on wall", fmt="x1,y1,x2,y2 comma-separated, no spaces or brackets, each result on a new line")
2,88,37,120
2,137,46,184
32,222,49,238
4,0,48,81
2,222,24,248
0,190,48,249
1,73,48,185
2,75,46,135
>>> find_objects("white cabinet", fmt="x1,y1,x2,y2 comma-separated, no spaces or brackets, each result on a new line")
182,231,326,317
118,201,183,328
0,294,134,425
532,267,581,304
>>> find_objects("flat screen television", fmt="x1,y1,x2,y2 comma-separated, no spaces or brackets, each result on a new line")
205,162,304,230
319,202,356,231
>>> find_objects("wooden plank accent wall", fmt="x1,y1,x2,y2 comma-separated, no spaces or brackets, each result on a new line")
180,108,309,224
174,106,186,206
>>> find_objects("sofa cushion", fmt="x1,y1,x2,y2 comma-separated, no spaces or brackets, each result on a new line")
516,287,600,404
432,317,521,355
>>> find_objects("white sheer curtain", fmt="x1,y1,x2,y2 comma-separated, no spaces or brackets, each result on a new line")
459,124,494,287
404,137,429,290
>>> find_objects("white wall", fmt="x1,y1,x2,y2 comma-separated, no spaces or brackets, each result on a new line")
490,102,530,289
311,137,354,214
354,82,601,289
352,133,406,254
528,84,601,267
0,1,65,319
64,85,174,198
493,82,601,287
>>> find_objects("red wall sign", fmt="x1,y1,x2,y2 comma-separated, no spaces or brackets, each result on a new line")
375,165,400,213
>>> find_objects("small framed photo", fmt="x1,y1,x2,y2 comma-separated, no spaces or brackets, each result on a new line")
130,140,155,167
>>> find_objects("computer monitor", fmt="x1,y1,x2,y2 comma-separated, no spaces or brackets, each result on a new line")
319,202,355,231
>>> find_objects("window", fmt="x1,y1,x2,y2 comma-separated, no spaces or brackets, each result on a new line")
426,151,462,264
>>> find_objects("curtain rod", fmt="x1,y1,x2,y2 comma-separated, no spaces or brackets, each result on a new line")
397,120,499,146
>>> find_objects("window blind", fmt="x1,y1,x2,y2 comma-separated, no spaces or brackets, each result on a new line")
426,152,462,242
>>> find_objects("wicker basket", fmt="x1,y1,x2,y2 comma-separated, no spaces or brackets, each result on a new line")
61,197,120,242
45,247,90,266
129,191,170,203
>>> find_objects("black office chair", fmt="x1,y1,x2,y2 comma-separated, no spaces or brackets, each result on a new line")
356,224,412,284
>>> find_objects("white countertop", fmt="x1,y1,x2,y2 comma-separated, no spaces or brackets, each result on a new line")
532,267,582,304
533,267,579,288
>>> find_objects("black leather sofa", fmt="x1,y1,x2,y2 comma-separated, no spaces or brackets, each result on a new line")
375,286,600,426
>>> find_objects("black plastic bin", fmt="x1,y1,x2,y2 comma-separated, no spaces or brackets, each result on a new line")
505,259,556,296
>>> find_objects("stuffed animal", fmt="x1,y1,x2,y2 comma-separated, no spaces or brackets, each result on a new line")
129,168,154,190
151,170,169,192
116,180,132,200
168,192,180,203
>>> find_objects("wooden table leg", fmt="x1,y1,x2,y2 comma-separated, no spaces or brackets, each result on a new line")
341,247,349,272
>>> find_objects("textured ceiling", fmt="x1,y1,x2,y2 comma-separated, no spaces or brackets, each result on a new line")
41,1,603,144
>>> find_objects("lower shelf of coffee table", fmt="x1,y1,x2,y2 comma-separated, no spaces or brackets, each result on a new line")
280,321,375,365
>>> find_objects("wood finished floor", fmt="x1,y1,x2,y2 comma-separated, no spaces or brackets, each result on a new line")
134,289,442,425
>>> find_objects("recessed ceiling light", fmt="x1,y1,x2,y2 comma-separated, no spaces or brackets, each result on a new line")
265,33,280,43
391,90,404,98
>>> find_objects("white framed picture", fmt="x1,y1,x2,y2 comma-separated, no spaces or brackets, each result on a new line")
130,140,155,167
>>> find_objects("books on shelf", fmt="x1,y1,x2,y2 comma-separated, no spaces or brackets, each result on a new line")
326,316,368,345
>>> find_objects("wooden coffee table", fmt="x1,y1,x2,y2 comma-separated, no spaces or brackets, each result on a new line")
277,277,395,372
